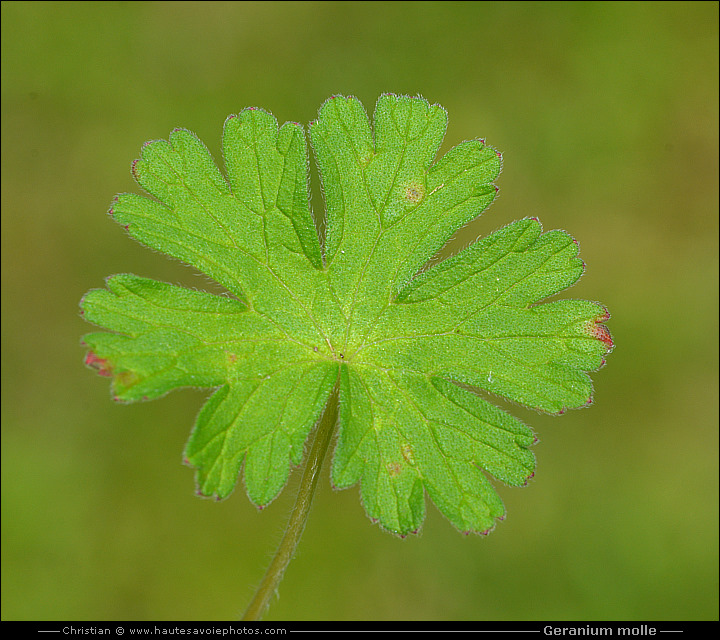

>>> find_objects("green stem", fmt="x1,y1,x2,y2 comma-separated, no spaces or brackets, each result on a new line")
241,378,340,621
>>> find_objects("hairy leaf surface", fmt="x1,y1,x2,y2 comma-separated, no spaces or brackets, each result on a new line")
81,94,612,535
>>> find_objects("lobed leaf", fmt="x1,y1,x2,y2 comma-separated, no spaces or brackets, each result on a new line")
81,94,612,536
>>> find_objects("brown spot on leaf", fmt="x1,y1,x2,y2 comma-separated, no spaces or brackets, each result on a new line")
387,461,402,477
116,370,141,389
403,182,425,204
401,443,415,465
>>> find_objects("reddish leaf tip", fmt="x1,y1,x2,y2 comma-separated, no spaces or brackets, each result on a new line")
85,351,113,377
584,317,614,350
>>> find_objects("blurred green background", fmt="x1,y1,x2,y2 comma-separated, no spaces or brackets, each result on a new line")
2,0,717,622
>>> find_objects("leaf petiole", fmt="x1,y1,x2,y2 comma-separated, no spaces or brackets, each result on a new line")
241,374,340,620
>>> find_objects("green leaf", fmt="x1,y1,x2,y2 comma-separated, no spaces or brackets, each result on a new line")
81,94,612,535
